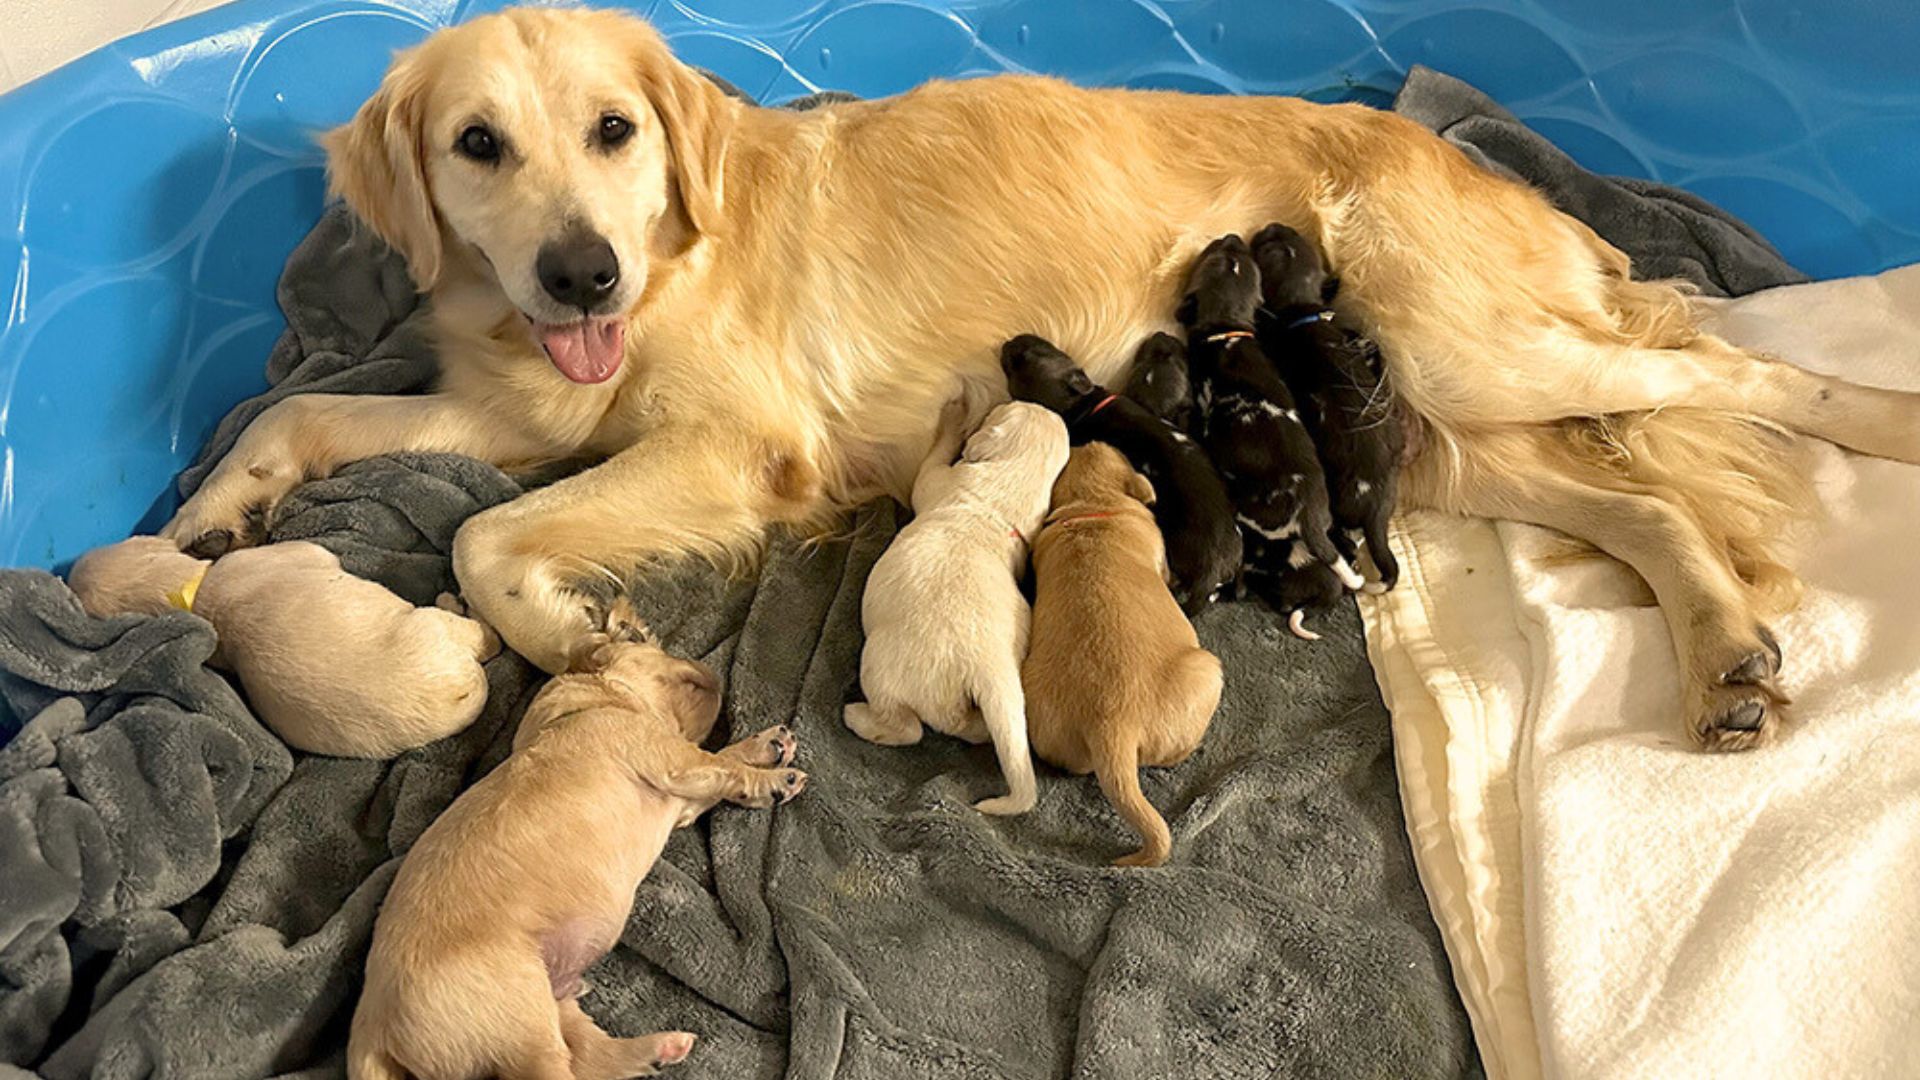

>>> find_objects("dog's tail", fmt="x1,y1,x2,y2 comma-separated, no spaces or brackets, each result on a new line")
1090,734,1171,867
346,1012,405,1080
969,671,1038,816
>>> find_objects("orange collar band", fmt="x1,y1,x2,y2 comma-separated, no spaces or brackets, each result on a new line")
1087,393,1120,416
1204,329,1255,344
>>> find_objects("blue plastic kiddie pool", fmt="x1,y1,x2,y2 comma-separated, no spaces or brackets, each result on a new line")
2,0,1917,573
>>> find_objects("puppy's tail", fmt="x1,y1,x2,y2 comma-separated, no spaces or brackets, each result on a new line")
970,672,1038,816
346,1013,404,1080
1092,735,1172,868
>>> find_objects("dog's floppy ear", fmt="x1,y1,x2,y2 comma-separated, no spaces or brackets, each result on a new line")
322,49,442,289
1175,292,1198,327
631,26,738,238
1128,471,1157,506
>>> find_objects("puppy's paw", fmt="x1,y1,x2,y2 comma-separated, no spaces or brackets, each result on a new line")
739,724,798,767
773,769,807,804
974,791,1036,816
636,1031,696,1073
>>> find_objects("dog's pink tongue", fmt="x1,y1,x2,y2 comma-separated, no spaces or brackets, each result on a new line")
539,319,625,384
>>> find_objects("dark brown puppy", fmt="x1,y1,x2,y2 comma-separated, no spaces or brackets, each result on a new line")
1251,222,1404,590
1002,335,1242,613
1178,235,1363,638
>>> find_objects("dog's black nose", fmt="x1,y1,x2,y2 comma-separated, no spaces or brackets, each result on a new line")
536,231,620,311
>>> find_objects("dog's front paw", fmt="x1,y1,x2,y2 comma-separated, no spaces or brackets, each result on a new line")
161,467,295,557
745,724,798,767
770,768,807,805
592,593,653,644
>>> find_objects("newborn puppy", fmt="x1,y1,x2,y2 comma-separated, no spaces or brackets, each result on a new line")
1251,222,1403,590
1002,335,1241,614
1122,332,1195,432
1023,443,1224,867
348,639,804,1080
1178,234,1364,638
847,398,1070,815
69,536,497,758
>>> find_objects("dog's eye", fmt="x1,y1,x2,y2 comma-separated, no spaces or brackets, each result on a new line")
597,114,633,149
456,125,501,163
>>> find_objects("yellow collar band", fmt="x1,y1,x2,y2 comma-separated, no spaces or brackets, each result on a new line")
166,564,209,613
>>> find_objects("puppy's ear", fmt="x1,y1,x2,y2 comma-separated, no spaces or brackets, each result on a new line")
1128,471,1157,507
631,24,739,237
1175,292,1198,327
567,639,618,674
322,48,442,289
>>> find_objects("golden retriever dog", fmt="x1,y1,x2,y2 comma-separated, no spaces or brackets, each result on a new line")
846,397,1069,815
162,5,1920,749
347,638,805,1080
1023,444,1224,867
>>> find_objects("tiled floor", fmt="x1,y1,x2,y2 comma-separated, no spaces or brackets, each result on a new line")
0,0,228,93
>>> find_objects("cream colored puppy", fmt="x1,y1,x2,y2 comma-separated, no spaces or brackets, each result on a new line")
846,399,1069,815
349,639,805,1080
68,537,497,758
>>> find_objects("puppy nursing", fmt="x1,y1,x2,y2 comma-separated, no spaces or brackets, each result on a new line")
847,399,1069,815
349,640,804,1080
1022,444,1225,867
1178,235,1366,638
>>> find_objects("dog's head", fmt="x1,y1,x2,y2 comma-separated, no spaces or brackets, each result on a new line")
1249,223,1329,309
961,401,1071,476
1176,234,1261,331
324,8,736,385
520,639,722,749
1000,334,1098,415
1049,442,1155,514
68,536,212,619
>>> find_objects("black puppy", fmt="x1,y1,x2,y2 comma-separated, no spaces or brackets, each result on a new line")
1122,332,1194,432
1178,234,1363,639
1001,335,1241,614
1250,223,1403,591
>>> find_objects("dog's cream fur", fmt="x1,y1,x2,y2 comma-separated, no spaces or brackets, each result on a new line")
1022,444,1224,867
347,640,805,1080
162,5,1920,747
846,399,1069,814
69,537,497,758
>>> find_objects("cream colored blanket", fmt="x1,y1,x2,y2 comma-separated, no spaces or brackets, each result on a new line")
1367,265,1920,1080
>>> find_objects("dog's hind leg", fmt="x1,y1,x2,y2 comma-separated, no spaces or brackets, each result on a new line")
969,669,1039,816
1471,329,1920,464
1361,503,1398,590
843,701,925,746
1404,423,1789,751
558,999,695,1079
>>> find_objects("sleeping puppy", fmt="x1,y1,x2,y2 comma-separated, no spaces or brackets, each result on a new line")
348,637,804,1080
1002,335,1241,614
1122,332,1195,432
1178,234,1364,639
846,397,1070,815
1023,443,1224,867
1251,222,1404,591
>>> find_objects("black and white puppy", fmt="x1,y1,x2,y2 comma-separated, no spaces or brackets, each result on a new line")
1178,234,1363,639
1250,223,1403,591
1001,335,1241,614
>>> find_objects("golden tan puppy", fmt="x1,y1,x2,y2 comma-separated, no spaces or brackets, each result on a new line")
348,640,804,1080
68,536,496,759
1023,444,1224,868
163,5,1920,747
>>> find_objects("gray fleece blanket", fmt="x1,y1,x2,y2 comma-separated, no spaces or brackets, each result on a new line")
1,70,1805,1079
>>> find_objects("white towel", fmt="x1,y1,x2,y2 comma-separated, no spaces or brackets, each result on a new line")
1365,265,1920,1080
